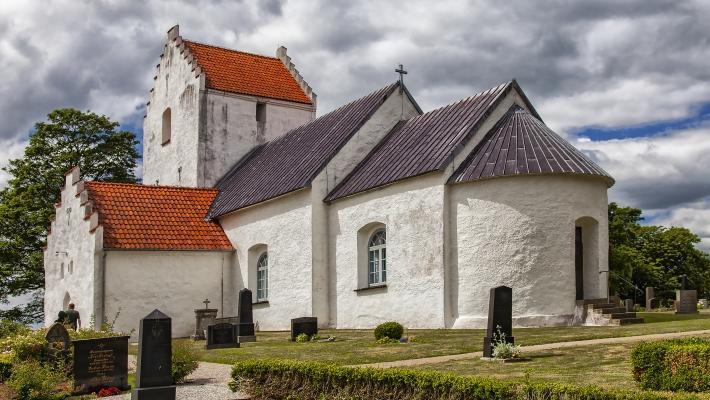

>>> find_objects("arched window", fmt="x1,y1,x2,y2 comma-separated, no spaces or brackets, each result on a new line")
256,253,268,301
161,108,172,145
368,229,386,285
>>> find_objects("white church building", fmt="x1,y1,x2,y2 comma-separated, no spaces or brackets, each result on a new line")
44,26,613,338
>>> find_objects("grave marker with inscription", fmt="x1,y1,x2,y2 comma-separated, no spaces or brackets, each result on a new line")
237,288,256,342
191,298,217,340
483,286,514,358
291,317,318,341
72,336,130,395
45,322,71,362
206,322,240,349
132,309,175,400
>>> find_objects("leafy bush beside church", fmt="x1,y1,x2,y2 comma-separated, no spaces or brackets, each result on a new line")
631,338,710,392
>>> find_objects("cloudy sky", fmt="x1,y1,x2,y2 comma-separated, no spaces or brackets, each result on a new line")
1,0,709,250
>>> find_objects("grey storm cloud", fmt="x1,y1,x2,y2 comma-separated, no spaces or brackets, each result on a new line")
1,0,710,238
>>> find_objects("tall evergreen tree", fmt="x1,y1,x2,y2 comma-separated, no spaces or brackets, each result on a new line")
0,109,139,323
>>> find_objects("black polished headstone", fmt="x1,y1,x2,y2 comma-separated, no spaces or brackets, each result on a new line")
206,322,240,350
483,286,514,358
290,317,318,341
72,336,130,395
237,288,256,341
132,309,175,400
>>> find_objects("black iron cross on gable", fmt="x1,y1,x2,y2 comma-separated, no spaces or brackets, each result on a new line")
395,64,407,93
203,298,210,309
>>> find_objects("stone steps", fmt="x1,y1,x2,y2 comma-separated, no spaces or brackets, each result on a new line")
582,298,645,326
610,317,645,326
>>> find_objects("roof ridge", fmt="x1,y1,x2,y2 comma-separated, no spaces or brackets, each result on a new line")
85,181,219,192
182,39,278,60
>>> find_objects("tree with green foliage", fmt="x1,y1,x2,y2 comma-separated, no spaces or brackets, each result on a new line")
0,109,139,323
608,202,710,303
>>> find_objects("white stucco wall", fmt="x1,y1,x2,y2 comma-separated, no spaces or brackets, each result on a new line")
142,39,203,187
200,91,314,187
449,175,609,328
328,173,447,329
218,190,314,330
103,250,233,339
44,170,102,327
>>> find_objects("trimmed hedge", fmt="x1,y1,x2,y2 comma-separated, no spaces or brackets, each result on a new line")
230,359,705,400
631,337,710,392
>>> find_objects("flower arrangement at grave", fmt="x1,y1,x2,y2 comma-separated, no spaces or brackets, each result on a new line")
491,326,522,360
97,386,121,396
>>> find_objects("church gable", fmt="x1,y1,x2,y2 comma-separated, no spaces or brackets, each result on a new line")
449,105,614,186
325,81,512,201
207,82,408,218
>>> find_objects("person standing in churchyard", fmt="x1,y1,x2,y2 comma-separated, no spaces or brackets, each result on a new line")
65,303,81,331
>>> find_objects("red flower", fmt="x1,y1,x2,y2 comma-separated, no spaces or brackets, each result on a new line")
97,386,121,397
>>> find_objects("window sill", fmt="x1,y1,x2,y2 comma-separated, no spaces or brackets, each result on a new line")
354,284,387,293
253,300,269,306
161,140,171,146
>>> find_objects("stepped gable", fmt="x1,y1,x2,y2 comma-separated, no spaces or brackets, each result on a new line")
449,105,614,186
325,81,512,201
207,83,401,218
83,181,233,251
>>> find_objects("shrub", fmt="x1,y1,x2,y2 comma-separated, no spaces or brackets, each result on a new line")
0,353,11,382
295,333,310,343
492,341,521,359
0,319,29,339
374,321,404,341
6,360,70,400
230,359,703,400
172,340,199,384
0,329,47,363
631,337,710,392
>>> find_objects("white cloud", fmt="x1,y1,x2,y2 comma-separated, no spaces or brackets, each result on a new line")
0,139,29,187
575,124,710,209
650,199,710,252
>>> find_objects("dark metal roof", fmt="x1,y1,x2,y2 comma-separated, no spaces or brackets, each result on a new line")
207,82,402,218
325,81,512,201
449,105,614,186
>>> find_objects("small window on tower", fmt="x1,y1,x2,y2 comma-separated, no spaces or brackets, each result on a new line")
256,102,266,138
162,108,172,145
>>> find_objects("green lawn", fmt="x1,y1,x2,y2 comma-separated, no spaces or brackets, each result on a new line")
139,310,709,366
413,333,710,398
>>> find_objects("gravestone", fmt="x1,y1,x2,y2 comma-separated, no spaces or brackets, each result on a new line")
675,289,698,314
645,287,655,310
72,336,130,395
191,298,217,340
680,275,689,290
132,309,175,400
206,323,240,350
44,322,71,361
291,317,318,341
624,299,634,312
483,286,514,358
237,288,256,342
608,295,621,307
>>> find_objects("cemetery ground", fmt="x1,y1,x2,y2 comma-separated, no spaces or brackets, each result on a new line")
146,310,710,367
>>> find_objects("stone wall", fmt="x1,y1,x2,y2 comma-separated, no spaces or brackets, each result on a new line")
103,250,234,339
43,169,103,327
449,174,609,328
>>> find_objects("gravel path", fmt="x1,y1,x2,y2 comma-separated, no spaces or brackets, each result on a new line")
356,329,710,368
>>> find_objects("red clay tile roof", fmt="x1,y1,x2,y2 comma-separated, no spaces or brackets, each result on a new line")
183,40,313,105
85,182,233,251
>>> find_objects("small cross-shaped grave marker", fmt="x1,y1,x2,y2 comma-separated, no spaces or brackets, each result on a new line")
203,298,211,309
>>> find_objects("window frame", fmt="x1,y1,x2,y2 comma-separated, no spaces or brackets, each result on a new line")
256,252,269,301
161,108,172,145
367,229,386,286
